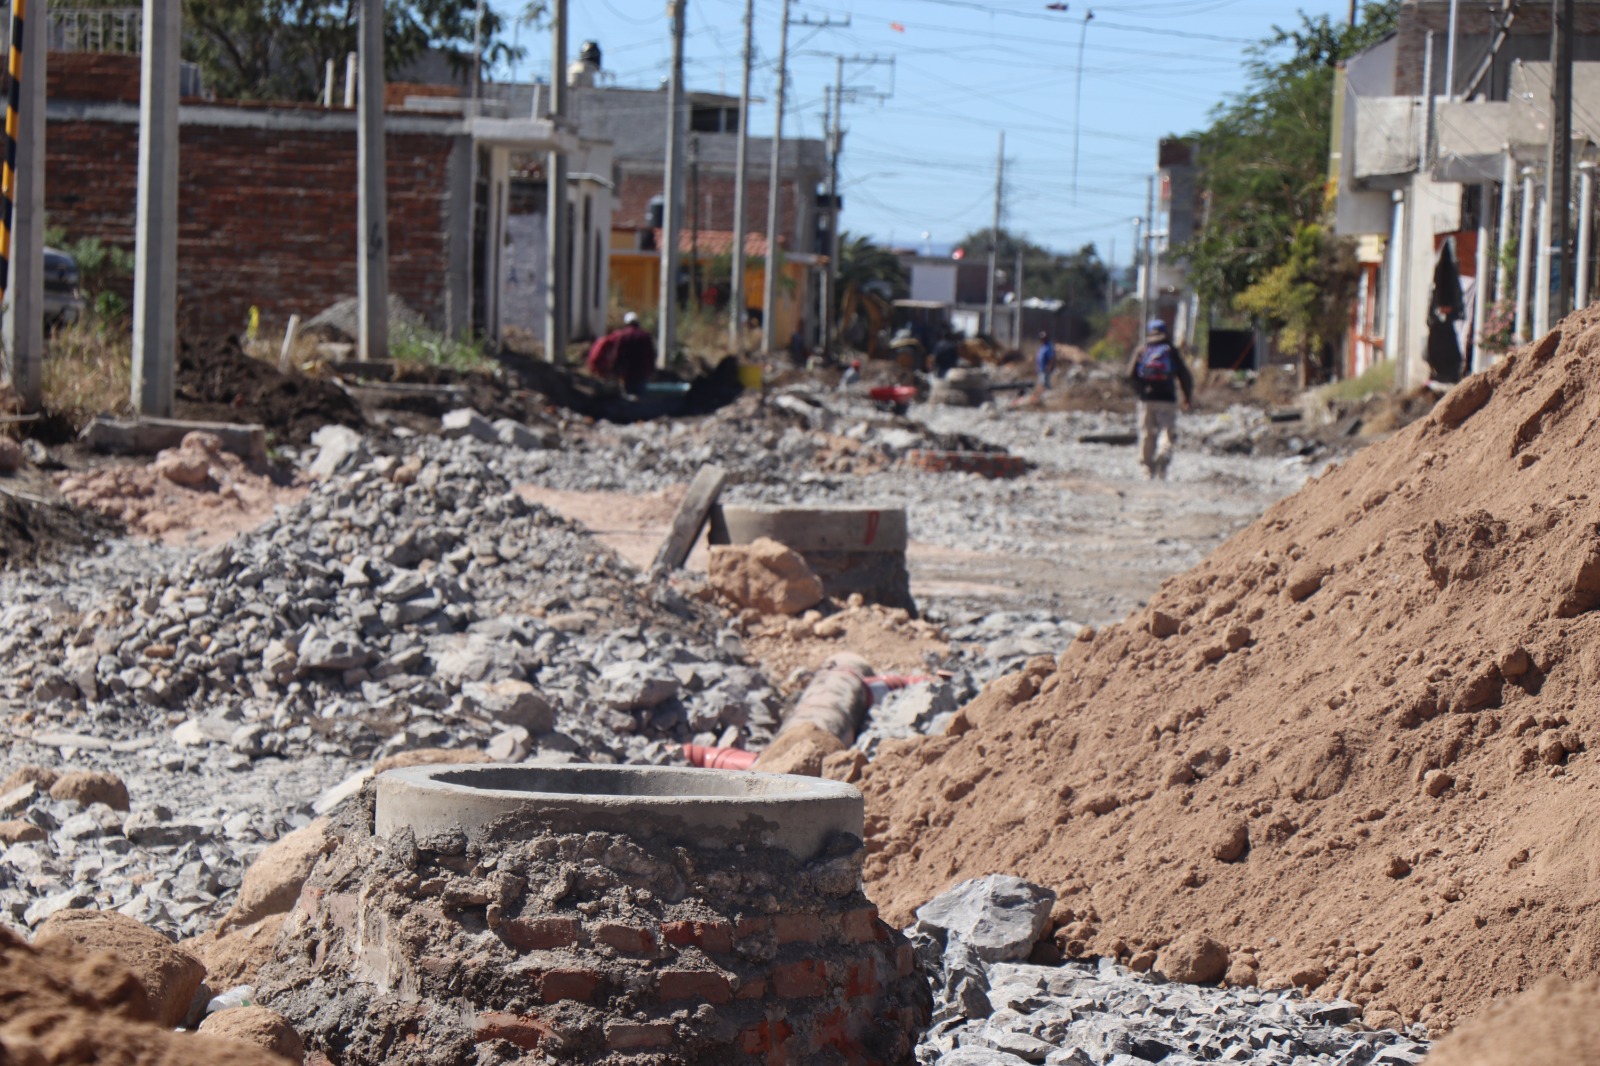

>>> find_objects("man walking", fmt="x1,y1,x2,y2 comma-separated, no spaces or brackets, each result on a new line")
1035,330,1057,392
1127,318,1194,480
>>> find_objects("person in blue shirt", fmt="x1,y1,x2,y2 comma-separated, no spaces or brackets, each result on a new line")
1035,331,1057,392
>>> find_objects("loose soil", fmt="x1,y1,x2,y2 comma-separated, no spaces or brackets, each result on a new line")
175,338,365,446
857,312,1600,1034
740,601,952,694
0,489,120,568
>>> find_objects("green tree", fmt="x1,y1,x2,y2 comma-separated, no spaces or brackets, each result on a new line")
1233,222,1355,378
173,0,534,101
1181,1,1399,368
835,232,908,352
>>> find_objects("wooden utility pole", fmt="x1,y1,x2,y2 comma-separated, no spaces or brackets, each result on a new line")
985,130,1004,337
356,0,388,360
545,0,569,362
728,0,754,351
1549,0,1575,321
658,0,686,365
760,0,791,356
823,59,844,359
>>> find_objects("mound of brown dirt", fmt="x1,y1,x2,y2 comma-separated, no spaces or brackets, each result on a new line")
1424,976,1600,1066
176,337,365,445
857,313,1600,1034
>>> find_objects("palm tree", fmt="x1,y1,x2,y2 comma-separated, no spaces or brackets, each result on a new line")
835,233,908,355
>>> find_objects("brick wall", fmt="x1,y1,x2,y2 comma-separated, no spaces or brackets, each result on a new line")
617,170,812,249
47,52,141,103
47,69,463,338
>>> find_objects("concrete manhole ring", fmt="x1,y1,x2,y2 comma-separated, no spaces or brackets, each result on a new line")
376,763,864,861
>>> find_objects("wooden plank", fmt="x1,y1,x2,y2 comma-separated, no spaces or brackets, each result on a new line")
653,464,727,571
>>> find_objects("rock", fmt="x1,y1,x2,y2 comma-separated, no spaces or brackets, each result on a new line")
1283,563,1330,602
941,1048,1032,1065
0,820,44,844
308,424,367,479
0,782,38,814
297,636,372,672
1156,931,1229,985
186,913,287,990
218,819,332,932
154,447,212,488
0,435,23,474
915,875,1055,963
49,770,130,811
751,723,845,777
600,661,681,711
1148,610,1181,638
199,1006,306,1061
494,418,555,449
441,408,498,443
33,909,207,1027
463,679,555,732
1210,819,1249,862
708,538,826,616
1432,374,1493,428
1423,769,1455,797
2,766,58,793
485,725,531,762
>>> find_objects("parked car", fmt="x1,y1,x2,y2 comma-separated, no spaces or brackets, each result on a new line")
44,245,85,327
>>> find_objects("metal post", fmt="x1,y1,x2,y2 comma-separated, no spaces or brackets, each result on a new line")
1516,168,1535,341
1578,162,1595,309
1549,0,1575,322
131,0,179,415
659,0,686,364
824,59,843,360
1473,183,1490,373
1419,31,1434,170
343,51,356,107
1495,148,1515,303
1013,247,1023,348
1445,0,1459,98
985,130,1003,337
1535,174,1552,335
689,132,700,309
760,0,790,356
2,0,42,411
1142,174,1155,318
323,58,335,107
1071,11,1092,205
357,0,388,360
728,0,753,351
546,0,568,363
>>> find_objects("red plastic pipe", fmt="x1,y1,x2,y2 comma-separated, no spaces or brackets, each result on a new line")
682,743,759,770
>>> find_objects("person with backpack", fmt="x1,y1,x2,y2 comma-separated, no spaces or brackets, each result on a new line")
1035,331,1057,392
1126,319,1194,480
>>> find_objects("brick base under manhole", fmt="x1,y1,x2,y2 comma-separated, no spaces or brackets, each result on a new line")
904,449,1028,478
257,787,930,1064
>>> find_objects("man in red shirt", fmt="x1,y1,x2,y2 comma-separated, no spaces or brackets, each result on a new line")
586,312,658,397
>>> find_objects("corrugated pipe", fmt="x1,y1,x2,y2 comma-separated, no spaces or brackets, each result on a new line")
682,743,759,770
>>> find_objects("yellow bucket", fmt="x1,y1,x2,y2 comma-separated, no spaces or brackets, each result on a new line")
736,363,764,389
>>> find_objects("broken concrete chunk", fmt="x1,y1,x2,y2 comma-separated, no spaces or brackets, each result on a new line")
441,408,498,443
915,875,1055,963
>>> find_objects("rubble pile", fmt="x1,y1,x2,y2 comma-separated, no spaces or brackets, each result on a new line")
909,875,1430,1065
857,317,1600,1031
0,435,790,936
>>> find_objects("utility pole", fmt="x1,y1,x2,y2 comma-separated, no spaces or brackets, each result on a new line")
3,0,44,411
760,0,791,356
1142,174,1155,320
690,133,700,306
985,130,1004,337
357,0,389,360
728,0,754,351
132,0,180,411
1348,0,1356,27
823,59,843,359
545,0,569,363
1013,247,1024,348
1549,0,1575,322
659,0,687,365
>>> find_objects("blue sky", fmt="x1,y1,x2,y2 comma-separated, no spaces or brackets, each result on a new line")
500,0,1354,270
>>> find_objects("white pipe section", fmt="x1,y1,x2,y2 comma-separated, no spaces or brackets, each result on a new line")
1386,191,1406,368
1495,149,1515,303
1473,184,1490,372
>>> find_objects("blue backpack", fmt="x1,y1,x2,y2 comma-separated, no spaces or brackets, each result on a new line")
1136,343,1173,382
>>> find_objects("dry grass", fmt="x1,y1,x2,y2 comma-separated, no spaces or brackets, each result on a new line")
43,319,133,427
